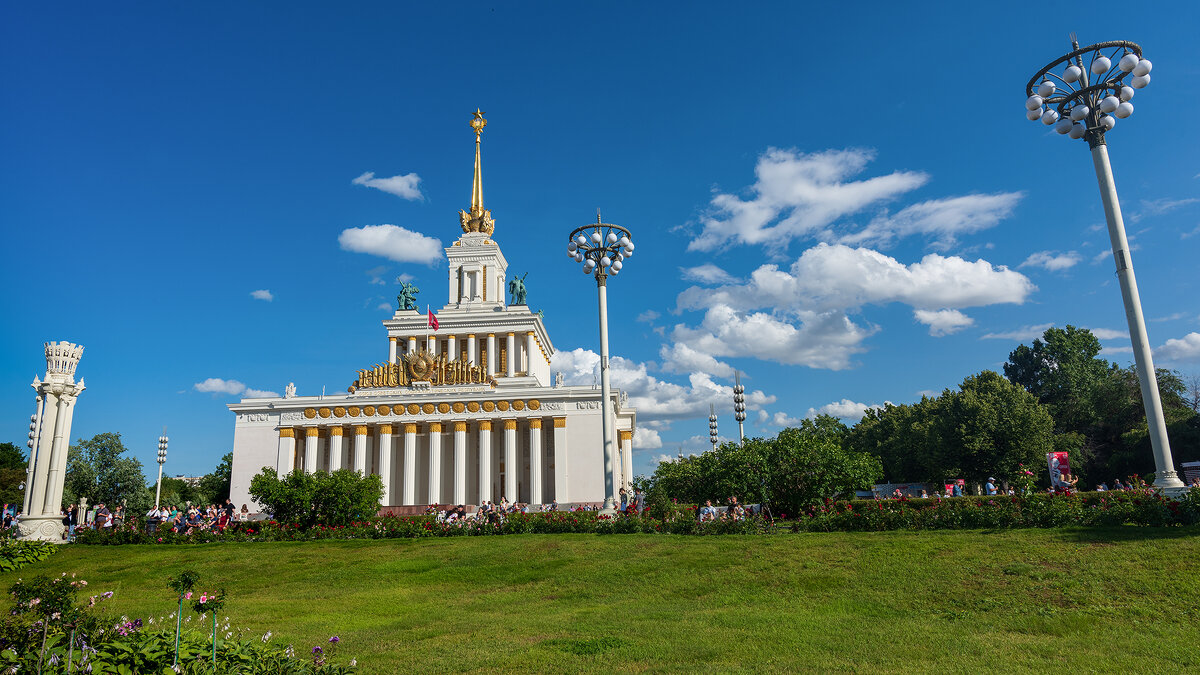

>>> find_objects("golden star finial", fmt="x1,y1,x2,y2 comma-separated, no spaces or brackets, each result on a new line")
470,109,487,136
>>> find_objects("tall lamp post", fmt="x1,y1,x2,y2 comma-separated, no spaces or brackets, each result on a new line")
155,433,168,509
567,212,635,515
733,371,746,444
1024,36,1183,490
708,405,719,451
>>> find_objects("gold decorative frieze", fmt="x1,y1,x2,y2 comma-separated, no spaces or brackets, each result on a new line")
318,407,331,418
348,349,497,392
408,404,421,415
553,417,567,428
404,423,418,434
528,399,541,410
334,407,347,418
279,428,295,438
453,421,467,432
467,401,480,413
529,418,542,429
437,403,451,414
512,400,525,411
422,403,435,414
378,405,392,416
303,408,317,419
482,401,495,412
504,420,518,430
348,406,361,417
452,402,465,413
363,405,376,416
379,424,394,435
497,401,510,412
330,427,344,436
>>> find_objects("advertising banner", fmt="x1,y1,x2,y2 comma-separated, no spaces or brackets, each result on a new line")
1047,451,1071,487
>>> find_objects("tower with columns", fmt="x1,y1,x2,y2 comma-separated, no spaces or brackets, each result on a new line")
21,342,86,542
228,111,637,512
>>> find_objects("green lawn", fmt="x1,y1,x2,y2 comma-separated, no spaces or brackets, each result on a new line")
6,528,1200,673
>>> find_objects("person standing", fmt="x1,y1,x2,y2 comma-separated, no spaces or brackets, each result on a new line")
95,503,110,529
986,478,998,496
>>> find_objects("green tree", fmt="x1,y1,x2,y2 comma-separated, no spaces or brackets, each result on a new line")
63,432,150,513
848,395,943,483
0,442,28,508
249,468,382,528
195,452,232,506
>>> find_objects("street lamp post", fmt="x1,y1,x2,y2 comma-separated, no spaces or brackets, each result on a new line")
567,212,635,515
1024,35,1183,490
155,434,168,509
733,371,746,445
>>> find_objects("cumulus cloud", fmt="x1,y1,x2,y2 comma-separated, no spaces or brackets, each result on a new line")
914,309,974,336
1089,328,1128,340
377,302,392,311
841,193,1023,250
1020,251,1082,271
352,171,423,201
980,323,1055,341
1155,332,1200,363
550,347,774,423
633,428,663,449
250,289,274,301
1131,197,1198,223
636,310,660,323
680,263,738,285
659,342,735,378
806,398,887,421
194,378,279,398
365,266,388,285
338,224,442,264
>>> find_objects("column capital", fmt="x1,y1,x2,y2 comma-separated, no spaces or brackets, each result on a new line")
379,424,394,435
526,330,536,336
467,333,476,338
507,332,515,336
504,419,518,430
529,418,543,430
453,421,467,432
389,336,398,342
279,428,295,438
445,333,456,339
329,426,344,436
353,425,369,435
553,417,567,428
429,422,443,432
306,427,321,437
403,423,418,434
619,429,633,442
479,420,493,431
487,333,495,337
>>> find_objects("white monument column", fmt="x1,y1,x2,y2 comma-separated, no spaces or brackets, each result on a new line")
430,335,439,357
378,425,393,506
353,426,368,474
552,418,569,503
525,331,537,376
478,421,493,503
503,419,517,501
277,428,295,474
448,334,457,362
403,423,418,505
304,428,320,474
328,427,343,471
388,336,398,365
529,419,543,505
428,422,443,504
506,333,516,378
408,336,417,355
486,333,497,377
20,341,86,543
619,430,634,490
467,334,477,366
453,421,467,504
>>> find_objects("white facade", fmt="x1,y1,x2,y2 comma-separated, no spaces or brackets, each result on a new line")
228,113,635,509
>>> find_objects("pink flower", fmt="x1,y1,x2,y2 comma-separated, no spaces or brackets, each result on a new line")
184,592,192,600
199,594,208,604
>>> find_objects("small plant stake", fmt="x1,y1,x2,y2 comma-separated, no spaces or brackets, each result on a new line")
167,570,199,667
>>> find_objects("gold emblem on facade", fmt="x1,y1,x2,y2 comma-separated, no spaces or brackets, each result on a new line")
318,407,331,418
334,407,346,417
513,400,525,411
348,349,497,392
528,399,541,410
422,403,435,414
467,401,480,413
409,404,421,415
303,408,317,419
363,405,376,416
497,401,510,412
348,406,361,417
437,403,451,414
482,401,495,412
378,405,392,416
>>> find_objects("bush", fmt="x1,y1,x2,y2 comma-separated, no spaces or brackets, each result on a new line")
249,468,383,529
0,539,57,572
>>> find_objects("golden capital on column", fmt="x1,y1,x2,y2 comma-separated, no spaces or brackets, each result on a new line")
403,423,418,434
504,419,518,430
329,426,344,436
379,424,394,435
619,430,633,442
553,417,567,428
526,331,536,336
279,428,295,438
306,427,320,437
429,422,443,433
468,333,476,338
479,420,493,431
529,418,543,430
389,336,397,342
353,426,369,436
453,421,467,432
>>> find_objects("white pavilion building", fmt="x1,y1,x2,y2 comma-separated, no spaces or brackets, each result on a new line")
228,111,636,511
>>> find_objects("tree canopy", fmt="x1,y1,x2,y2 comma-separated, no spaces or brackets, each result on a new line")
64,432,149,513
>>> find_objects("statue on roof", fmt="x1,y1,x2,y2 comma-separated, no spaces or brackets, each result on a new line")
460,109,496,235
397,281,420,311
508,273,528,306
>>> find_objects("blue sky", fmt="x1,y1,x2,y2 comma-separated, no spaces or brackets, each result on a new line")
3,2,1199,479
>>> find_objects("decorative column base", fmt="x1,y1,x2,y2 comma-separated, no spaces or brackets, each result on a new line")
17,516,67,544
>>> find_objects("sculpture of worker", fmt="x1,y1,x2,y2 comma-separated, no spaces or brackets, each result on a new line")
508,273,528,306
397,281,420,311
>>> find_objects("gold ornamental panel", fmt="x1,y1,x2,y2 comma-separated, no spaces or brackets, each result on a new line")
479,420,492,431
330,427,344,436
354,425,368,435
379,424,394,434
454,421,467,432
504,419,518,430
467,401,480,413
334,407,347,418
429,422,443,432
452,402,465,413
403,423,418,434
619,430,634,442
512,400,525,411
279,428,295,438
378,405,392,416
303,408,317,419
306,428,320,437
437,403,451,414
363,405,376,416
529,418,542,429
409,404,421,415
528,399,540,411
422,403,435,414
553,417,567,428
482,401,495,412
348,406,361,417
497,401,510,412
318,407,331,418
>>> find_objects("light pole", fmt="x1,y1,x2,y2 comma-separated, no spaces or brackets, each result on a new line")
733,371,746,444
567,212,635,515
709,405,719,452
155,433,168,509
1024,36,1183,490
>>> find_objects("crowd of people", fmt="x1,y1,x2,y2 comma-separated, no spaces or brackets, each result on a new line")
41,500,254,541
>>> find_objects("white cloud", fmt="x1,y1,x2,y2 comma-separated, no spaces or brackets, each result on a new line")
365,266,388,285
194,378,277,398
1089,328,1128,341
1131,197,1198,223
1092,249,1112,264
1181,224,1200,240
807,398,887,422
680,263,738,285
914,309,974,336
841,192,1023,250
633,428,662,449
659,342,735,378
550,347,774,423
1151,312,1188,323
396,272,415,283
1155,332,1200,363
673,305,874,371
377,302,392,311
338,224,442,264
769,411,806,427
250,289,274,302
651,453,678,465
352,171,423,201
636,310,660,323
1020,250,1082,272
981,323,1055,341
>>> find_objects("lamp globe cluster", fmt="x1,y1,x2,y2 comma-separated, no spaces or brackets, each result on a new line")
1025,39,1149,140
27,414,36,451
158,435,169,464
708,405,719,449
567,215,634,278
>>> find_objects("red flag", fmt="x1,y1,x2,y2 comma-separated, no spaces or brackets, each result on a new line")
428,310,439,331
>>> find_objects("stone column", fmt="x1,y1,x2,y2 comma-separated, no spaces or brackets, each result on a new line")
553,417,568,504
506,333,516,378
353,426,368,474
619,430,634,490
428,422,443,505
277,428,295,474
378,425,393,506
525,331,537,376
408,336,417,355
486,333,496,377
430,335,439,357
388,336,398,365
453,421,467,504
403,423,418,505
529,419,543,505
448,334,457,362
328,427,343,471
504,419,517,501
41,393,76,514
21,341,85,542
467,334,477,366
478,421,493,503
304,428,320,474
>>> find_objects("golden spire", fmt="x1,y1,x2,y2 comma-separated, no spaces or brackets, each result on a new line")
460,109,495,235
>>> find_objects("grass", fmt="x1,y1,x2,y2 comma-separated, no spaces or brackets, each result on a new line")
5,528,1200,673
